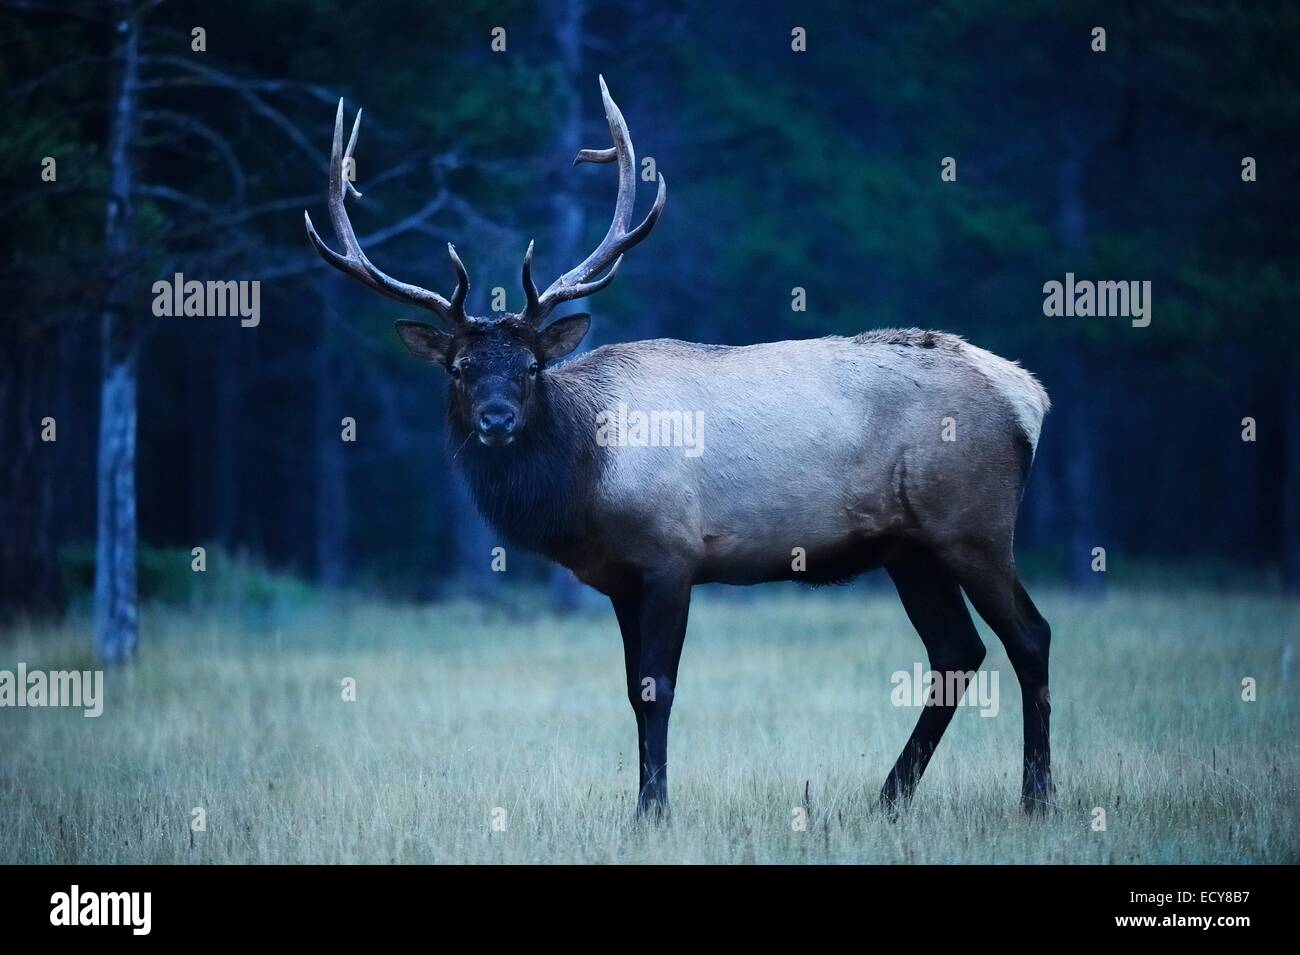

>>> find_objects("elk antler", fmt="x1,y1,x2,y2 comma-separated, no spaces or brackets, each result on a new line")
522,75,666,327
304,99,468,326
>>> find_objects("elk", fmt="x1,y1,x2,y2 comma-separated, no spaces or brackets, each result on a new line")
305,77,1054,816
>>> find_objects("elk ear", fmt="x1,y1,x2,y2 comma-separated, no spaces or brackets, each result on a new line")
394,320,452,364
537,312,591,362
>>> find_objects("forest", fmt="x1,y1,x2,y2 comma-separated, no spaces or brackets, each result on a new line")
2,0,1298,869
1,0,1297,653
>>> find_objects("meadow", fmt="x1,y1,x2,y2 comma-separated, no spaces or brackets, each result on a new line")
1,584,1297,864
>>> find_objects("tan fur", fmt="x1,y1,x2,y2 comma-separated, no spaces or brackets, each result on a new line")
552,329,1049,587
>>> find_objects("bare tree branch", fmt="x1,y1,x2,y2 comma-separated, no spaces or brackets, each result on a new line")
139,55,322,164
134,183,216,215
140,109,247,205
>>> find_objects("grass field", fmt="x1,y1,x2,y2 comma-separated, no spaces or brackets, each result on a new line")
1,585,1297,864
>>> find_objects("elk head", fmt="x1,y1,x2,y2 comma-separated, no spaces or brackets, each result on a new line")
304,76,666,447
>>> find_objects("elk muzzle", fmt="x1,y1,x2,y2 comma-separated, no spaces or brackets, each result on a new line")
477,405,517,446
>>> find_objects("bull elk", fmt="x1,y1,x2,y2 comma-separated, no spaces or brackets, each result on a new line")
305,77,1054,815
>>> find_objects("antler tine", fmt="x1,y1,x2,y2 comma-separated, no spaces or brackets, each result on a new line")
521,240,542,317
579,76,636,241
573,147,616,165
523,76,666,326
304,98,468,326
447,243,469,316
343,105,363,200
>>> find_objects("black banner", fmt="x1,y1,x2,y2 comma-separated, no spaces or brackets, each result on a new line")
1,864,1287,940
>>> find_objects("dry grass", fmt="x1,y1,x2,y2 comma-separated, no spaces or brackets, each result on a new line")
1,586,1296,863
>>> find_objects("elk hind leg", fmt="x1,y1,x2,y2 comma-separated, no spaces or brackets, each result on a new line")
947,545,1054,813
880,550,986,810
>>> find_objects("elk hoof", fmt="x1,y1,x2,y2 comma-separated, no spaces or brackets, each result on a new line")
1021,774,1055,814
878,780,912,820
635,791,670,821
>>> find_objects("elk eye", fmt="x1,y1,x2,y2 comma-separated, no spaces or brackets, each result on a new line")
528,361,540,376
449,363,462,379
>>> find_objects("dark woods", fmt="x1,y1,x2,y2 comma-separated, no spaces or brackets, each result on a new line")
2,1,1297,647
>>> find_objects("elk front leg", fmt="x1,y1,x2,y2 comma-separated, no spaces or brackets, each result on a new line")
612,572,692,817
611,592,648,801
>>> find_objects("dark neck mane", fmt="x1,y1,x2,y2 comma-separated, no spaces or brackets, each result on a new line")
449,372,605,564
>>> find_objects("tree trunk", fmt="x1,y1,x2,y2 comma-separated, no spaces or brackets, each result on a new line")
1285,352,1300,593
1055,133,1103,593
1060,350,1103,593
94,359,139,662
93,2,140,663
212,331,240,548
451,468,496,598
315,275,348,587
547,0,589,611
0,337,65,622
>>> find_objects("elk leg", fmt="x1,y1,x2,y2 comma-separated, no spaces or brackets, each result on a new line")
880,550,986,811
610,592,648,800
950,553,1054,813
624,572,692,818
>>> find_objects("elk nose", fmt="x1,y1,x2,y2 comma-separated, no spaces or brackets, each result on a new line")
478,410,515,436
